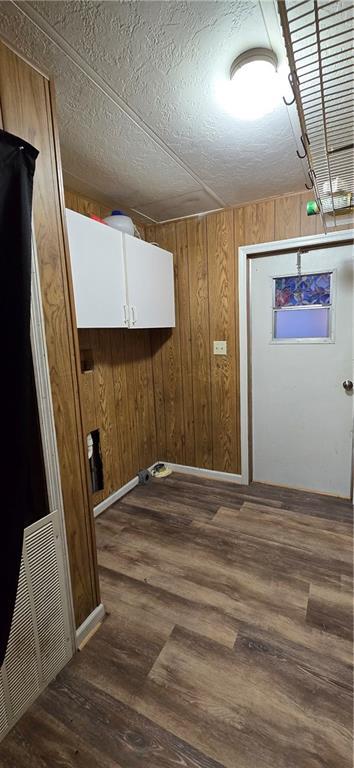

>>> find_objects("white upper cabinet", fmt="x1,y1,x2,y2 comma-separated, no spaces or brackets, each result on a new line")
66,209,127,328
66,209,175,329
124,234,175,329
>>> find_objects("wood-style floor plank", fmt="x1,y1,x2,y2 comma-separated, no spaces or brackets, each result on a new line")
100,566,238,649
306,582,354,641
97,526,310,622
212,503,353,564
0,474,353,767
0,704,120,768
137,624,352,768
40,673,225,768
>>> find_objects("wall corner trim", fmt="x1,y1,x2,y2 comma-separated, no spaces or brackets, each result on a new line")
75,602,105,649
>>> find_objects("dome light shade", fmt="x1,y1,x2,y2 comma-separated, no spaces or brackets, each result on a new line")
230,48,278,80
216,47,280,121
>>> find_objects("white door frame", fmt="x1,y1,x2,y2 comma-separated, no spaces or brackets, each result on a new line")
238,228,354,493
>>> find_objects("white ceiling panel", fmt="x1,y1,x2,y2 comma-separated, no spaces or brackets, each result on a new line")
135,189,223,222
0,0,306,220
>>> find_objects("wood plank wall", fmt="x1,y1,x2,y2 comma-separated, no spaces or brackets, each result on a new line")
0,41,99,629
147,191,324,474
66,186,326,490
64,190,157,505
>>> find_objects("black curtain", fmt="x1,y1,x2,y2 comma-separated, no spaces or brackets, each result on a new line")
0,129,39,666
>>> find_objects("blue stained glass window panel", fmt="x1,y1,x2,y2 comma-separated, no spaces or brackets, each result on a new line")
274,272,331,308
274,307,330,339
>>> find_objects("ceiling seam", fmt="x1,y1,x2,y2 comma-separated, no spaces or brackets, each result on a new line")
129,208,159,224
14,0,227,210
62,168,159,222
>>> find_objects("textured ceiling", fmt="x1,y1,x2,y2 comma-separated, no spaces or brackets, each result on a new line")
0,1,307,221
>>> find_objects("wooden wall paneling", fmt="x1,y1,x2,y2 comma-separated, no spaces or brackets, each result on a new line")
234,205,246,247
48,83,100,609
207,209,239,473
243,200,275,245
0,42,99,625
187,217,213,468
64,188,79,213
123,329,142,472
300,192,324,236
75,194,101,218
90,329,121,500
110,330,136,485
149,340,168,461
234,199,277,471
175,220,195,467
127,330,143,469
274,194,301,240
141,331,158,468
145,224,167,461
64,182,329,486
152,223,185,464
100,203,112,219
125,329,157,470
78,329,97,435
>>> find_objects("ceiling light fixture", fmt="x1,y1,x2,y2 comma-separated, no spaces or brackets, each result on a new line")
216,47,280,121
230,48,279,120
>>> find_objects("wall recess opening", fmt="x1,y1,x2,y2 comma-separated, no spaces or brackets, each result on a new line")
87,429,104,493
80,348,94,373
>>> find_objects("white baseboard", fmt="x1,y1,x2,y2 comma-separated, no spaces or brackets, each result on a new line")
94,476,139,518
162,461,244,484
93,463,157,518
93,461,244,522
75,602,105,649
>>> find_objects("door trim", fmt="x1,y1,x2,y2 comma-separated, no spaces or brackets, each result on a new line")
31,229,76,645
238,229,354,497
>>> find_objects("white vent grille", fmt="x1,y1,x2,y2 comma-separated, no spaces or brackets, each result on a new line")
3,562,40,719
0,511,73,740
0,675,8,735
26,522,68,681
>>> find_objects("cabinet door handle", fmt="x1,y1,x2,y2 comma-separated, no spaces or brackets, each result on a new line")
131,305,137,326
123,304,129,325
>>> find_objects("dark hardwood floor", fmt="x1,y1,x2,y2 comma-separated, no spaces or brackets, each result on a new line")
1,474,353,767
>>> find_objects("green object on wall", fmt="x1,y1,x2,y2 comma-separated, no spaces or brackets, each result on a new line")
307,200,319,216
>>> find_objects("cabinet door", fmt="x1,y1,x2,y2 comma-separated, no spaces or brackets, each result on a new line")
66,209,127,328
124,235,175,328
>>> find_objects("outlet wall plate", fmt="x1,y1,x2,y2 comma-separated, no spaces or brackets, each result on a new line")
213,340,227,355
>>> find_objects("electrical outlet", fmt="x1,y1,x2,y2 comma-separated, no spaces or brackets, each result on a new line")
213,340,227,355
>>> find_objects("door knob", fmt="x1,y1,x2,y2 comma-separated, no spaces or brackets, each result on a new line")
343,380,353,391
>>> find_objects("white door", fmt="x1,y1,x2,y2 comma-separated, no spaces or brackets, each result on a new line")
251,244,353,498
66,209,127,328
124,235,175,328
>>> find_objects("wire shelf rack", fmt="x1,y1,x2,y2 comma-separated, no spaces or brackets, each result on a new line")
278,0,354,229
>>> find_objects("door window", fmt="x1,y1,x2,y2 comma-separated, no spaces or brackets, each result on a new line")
272,271,333,341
